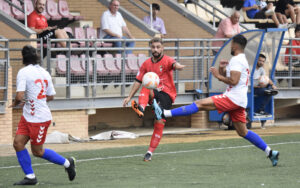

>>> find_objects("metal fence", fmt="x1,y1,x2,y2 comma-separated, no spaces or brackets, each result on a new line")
0,38,9,113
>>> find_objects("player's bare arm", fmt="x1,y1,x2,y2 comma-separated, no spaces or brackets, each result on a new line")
218,60,228,76
9,91,25,108
123,81,142,107
210,67,241,86
173,62,185,70
46,95,54,102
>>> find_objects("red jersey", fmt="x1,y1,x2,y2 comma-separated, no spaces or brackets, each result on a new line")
27,10,48,29
136,55,177,102
285,40,300,64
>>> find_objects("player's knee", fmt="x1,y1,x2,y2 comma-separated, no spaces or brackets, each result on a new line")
13,139,24,151
31,148,44,157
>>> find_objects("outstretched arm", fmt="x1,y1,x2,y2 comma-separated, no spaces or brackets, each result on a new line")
173,62,185,70
210,68,241,86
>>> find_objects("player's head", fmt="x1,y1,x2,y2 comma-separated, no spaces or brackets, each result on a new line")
152,3,160,18
109,0,120,14
295,24,300,38
257,54,266,67
230,11,240,25
150,37,163,59
231,34,247,56
35,0,46,14
22,45,40,66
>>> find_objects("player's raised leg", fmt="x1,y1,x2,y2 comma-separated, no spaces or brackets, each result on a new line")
131,87,154,118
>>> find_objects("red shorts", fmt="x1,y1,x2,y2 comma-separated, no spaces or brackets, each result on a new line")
211,94,246,123
16,116,51,145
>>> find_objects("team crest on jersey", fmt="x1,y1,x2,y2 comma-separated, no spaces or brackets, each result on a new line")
160,65,163,72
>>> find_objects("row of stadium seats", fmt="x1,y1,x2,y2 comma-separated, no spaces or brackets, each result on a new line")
56,54,147,76
0,0,83,21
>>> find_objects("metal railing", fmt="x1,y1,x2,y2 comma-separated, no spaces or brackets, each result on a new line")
128,0,154,30
43,38,226,99
0,38,9,113
4,0,28,28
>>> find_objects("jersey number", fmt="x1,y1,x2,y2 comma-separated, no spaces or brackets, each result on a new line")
35,79,48,99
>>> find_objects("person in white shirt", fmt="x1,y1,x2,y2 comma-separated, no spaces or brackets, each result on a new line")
101,0,135,54
10,45,76,185
152,35,280,167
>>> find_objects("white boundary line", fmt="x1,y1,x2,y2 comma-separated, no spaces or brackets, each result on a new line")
1,141,300,170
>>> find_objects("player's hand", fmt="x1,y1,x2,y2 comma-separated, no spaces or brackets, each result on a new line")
219,60,229,68
210,67,220,79
175,63,185,70
123,97,131,107
252,4,259,9
272,85,277,90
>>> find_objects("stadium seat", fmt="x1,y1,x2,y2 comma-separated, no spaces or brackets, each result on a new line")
80,54,93,75
186,4,197,15
42,9,51,20
115,54,131,74
195,4,211,22
11,0,24,20
74,27,86,47
104,54,121,75
46,0,62,20
85,27,102,47
137,54,147,68
126,54,139,74
58,0,73,20
56,54,67,74
70,55,85,75
0,0,14,17
96,27,113,47
215,4,227,20
95,54,109,75
25,0,34,14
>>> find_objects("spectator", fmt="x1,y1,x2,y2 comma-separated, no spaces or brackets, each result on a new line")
143,3,167,38
27,0,69,48
212,11,241,54
101,0,135,54
243,0,283,28
253,54,278,118
285,24,300,66
275,0,300,25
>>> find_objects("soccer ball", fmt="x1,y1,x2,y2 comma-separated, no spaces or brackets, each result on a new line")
142,72,160,89
259,75,269,87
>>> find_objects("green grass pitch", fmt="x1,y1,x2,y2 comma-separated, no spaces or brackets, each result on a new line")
1,133,300,187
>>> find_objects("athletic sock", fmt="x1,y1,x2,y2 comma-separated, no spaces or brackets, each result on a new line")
138,87,151,109
25,174,36,179
42,148,66,166
64,159,70,168
265,146,271,157
148,122,165,153
244,130,267,151
167,102,199,117
16,149,34,177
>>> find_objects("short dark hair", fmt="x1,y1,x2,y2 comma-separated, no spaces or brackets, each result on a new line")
150,37,163,45
259,53,266,59
22,45,40,65
232,34,247,49
152,3,160,11
295,24,300,33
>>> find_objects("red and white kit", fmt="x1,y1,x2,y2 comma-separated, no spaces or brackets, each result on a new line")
212,53,250,122
16,64,56,145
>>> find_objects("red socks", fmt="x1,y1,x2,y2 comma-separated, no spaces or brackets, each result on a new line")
138,87,151,110
148,122,165,153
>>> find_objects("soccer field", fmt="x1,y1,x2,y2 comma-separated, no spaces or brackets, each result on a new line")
1,133,300,188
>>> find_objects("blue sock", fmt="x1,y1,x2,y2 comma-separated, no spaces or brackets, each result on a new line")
16,149,34,175
42,148,66,165
244,130,267,151
171,102,199,117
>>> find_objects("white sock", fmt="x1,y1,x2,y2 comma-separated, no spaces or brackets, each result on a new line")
26,173,35,179
147,151,153,155
264,146,271,157
64,159,70,168
164,110,172,118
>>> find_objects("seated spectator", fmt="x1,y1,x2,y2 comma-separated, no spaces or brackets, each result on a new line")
254,54,278,117
212,11,241,54
243,0,283,28
28,0,69,48
101,0,135,54
143,3,166,38
275,0,300,25
285,24,300,66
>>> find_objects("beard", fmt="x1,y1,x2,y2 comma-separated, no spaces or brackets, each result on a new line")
152,52,161,59
231,50,235,56
36,7,44,14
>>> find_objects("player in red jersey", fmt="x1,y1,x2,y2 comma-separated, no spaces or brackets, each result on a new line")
27,0,69,47
123,37,185,161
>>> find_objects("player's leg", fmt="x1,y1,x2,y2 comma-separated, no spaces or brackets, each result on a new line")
131,87,154,118
153,96,216,120
54,29,69,48
13,117,37,185
29,121,76,181
231,109,279,166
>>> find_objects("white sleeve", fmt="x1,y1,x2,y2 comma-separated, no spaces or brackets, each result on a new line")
16,70,26,92
229,58,243,72
46,75,56,96
119,13,126,27
261,68,266,76
101,12,109,30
